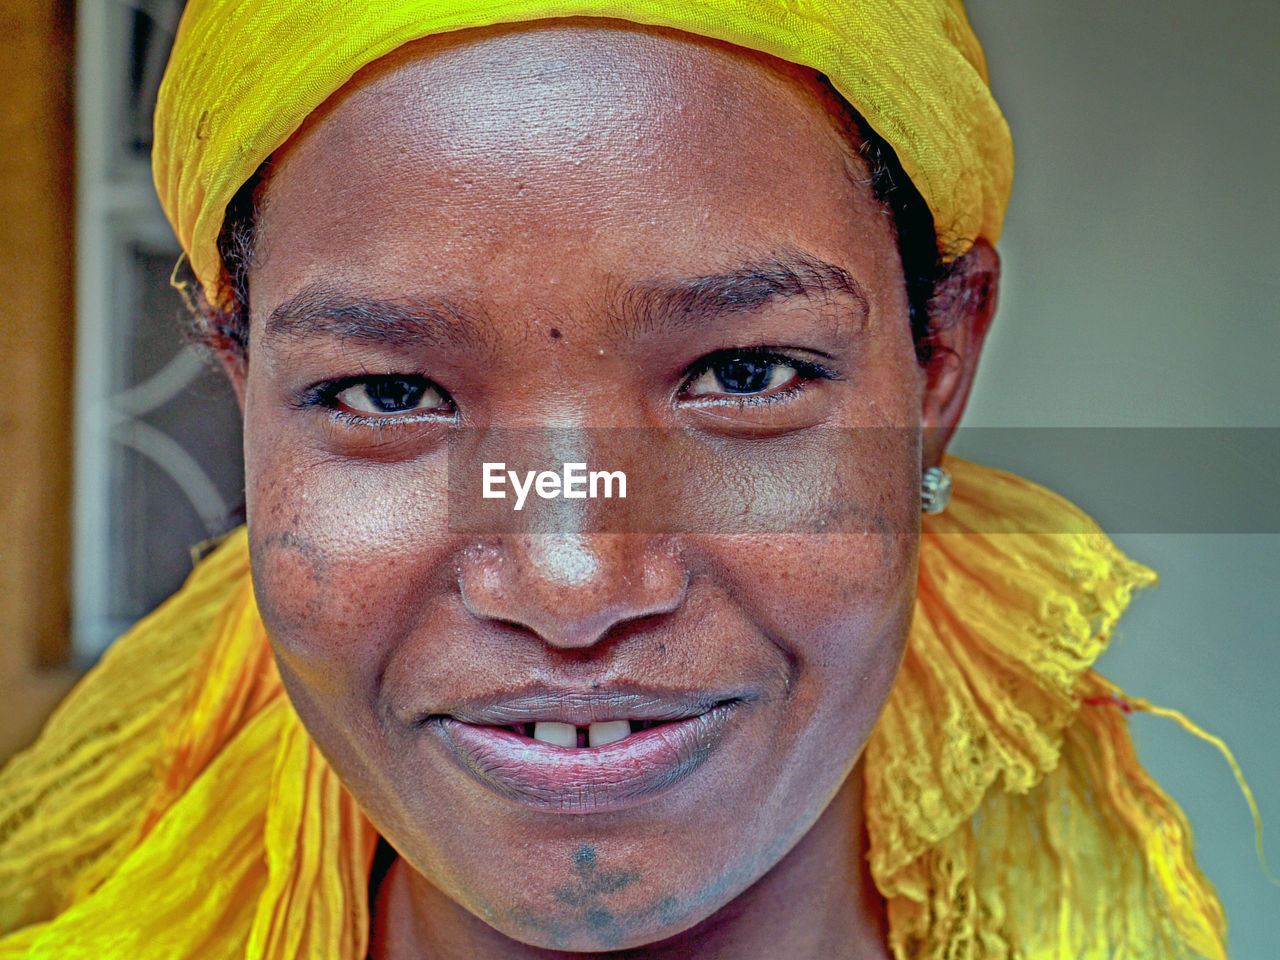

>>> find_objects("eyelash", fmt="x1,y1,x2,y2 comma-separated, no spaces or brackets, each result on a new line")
295,347,839,431
679,347,840,407
296,374,456,426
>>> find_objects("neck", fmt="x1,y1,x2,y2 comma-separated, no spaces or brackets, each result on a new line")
371,762,891,960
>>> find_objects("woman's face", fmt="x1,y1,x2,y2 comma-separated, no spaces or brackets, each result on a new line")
236,22,936,952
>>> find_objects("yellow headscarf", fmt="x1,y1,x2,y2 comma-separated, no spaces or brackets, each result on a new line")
153,0,1013,309
0,1,1241,958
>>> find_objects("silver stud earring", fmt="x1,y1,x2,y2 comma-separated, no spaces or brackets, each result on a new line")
921,466,952,514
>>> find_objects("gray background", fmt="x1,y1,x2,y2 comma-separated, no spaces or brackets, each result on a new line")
957,1,1279,955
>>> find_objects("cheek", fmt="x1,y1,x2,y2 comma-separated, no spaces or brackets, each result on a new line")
713,422,920,632
729,529,915,844
704,430,919,779
243,418,452,703
727,524,916,706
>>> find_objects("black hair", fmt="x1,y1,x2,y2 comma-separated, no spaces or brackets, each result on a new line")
186,81,957,365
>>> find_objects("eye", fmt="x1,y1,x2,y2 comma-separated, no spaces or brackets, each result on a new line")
682,350,834,401
312,374,453,418
336,376,442,414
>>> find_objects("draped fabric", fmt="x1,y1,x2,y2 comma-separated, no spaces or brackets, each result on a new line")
152,0,1013,310
0,458,1230,958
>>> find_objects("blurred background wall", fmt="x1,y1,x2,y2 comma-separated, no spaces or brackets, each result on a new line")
0,1,79,760
2,0,1277,952
1,0,243,759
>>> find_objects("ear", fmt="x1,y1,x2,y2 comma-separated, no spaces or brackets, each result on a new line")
920,238,1000,468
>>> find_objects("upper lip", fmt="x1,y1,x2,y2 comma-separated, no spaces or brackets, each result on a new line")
417,685,745,727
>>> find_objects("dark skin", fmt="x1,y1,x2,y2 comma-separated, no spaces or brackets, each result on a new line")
217,20,998,959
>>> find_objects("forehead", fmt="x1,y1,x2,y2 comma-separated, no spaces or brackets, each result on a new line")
251,20,893,321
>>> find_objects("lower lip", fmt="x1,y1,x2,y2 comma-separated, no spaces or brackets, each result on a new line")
429,705,738,813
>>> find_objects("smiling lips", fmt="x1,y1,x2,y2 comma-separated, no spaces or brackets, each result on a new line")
422,690,744,812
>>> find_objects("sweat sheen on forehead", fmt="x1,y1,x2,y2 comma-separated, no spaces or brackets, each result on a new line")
283,22,864,177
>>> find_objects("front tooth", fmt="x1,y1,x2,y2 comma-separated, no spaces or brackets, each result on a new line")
588,720,632,747
532,721,577,747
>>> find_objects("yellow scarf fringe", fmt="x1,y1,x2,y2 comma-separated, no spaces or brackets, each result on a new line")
0,458,1230,958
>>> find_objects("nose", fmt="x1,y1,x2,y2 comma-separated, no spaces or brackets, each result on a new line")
459,534,687,649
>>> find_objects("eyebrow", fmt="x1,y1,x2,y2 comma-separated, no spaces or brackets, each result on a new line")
262,253,868,351
615,254,870,339
264,286,491,353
